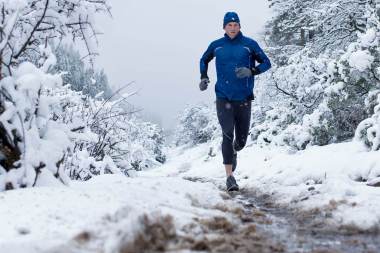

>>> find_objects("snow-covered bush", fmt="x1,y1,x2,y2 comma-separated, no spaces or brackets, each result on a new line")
174,103,220,146
0,60,73,190
0,0,110,74
52,85,167,179
0,0,168,189
124,120,167,172
320,15,380,142
251,102,332,150
274,124,312,150
282,102,333,149
255,0,380,150
289,16,379,146
0,0,114,190
355,94,380,151
268,0,369,56
65,150,119,181
252,47,331,148
0,63,167,187
251,105,297,144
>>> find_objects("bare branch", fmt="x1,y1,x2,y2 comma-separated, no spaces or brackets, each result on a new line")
14,0,50,59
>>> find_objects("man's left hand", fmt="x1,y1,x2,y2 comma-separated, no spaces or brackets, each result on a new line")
235,67,259,79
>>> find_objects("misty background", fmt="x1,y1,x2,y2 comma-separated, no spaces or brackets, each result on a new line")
95,1,272,132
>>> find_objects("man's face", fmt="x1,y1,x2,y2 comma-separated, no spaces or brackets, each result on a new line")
224,22,240,39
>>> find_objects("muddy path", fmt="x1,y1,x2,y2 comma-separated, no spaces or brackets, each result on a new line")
152,177,380,253
65,177,380,253
232,189,379,253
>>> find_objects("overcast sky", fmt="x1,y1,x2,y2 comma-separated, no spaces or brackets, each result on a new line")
96,0,273,131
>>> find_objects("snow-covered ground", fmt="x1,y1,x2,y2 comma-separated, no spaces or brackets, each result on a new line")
143,139,380,231
1,139,380,252
0,174,231,253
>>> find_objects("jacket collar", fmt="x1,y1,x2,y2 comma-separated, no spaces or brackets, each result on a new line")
224,31,243,41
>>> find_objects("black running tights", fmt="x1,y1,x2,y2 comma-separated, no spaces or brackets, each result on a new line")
216,98,251,165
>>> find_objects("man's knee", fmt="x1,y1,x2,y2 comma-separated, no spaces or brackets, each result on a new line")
234,135,248,151
222,129,234,143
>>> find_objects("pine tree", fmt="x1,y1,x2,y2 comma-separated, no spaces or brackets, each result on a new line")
52,45,112,98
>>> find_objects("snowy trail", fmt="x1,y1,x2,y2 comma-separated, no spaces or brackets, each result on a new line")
156,175,380,253
137,141,380,252
1,141,380,253
228,188,379,253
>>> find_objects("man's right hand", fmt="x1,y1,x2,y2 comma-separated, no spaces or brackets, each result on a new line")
199,78,210,91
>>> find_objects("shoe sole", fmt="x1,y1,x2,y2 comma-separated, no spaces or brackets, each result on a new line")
227,185,239,192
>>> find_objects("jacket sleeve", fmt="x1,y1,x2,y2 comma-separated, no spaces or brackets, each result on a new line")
250,40,271,74
200,42,215,79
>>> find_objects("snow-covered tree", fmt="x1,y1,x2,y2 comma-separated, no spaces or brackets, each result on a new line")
0,0,168,189
253,0,380,150
0,0,111,190
52,44,113,98
0,0,111,77
267,0,369,57
52,85,167,180
174,104,220,146
0,59,73,189
0,59,168,187
303,0,380,144
355,93,380,150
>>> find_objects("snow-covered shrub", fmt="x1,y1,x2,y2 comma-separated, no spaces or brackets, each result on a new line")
0,61,73,190
52,86,167,179
320,17,380,142
0,0,110,75
0,0,168,189
282,102,333,149
325,1,380,141
282,17,379,147
124,120,167,171
364,89,380,115
268,0,368,56
252,49,330,147
0,0,114,190
139,121,167,164
252,102,332,150
355,94,380,151
251,105,297,144
0,67,167,186
174,103,220,146
274,124,312,150
65,150,119,181
255,0,380,150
